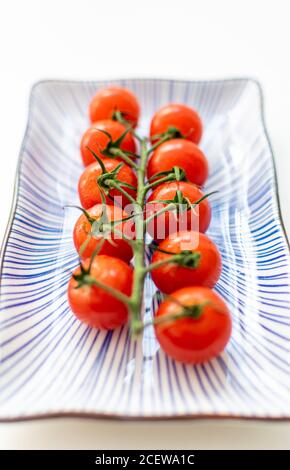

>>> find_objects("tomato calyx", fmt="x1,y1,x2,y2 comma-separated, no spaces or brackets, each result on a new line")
93,126,139,162
174,250,201,268
99,168,137,205
71,205,116,255
144,167,188,194
151,125,184,143
148,166,187,183
72,252,131,306
148,191,191,212
164,301,207,321
86,147,137,204
149,189,217,214
72,263,96,289
172,190,191,212
97,161,124,192
72,244,106,289
68,204,134,256
111,109,134,127
145,189,216,230
149,126,184,153
148,242,201,270
143,167,189,197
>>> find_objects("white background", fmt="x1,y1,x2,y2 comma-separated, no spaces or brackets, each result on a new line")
0,0,290,450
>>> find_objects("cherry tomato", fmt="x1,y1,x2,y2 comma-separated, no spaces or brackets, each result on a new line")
78,158,137,210
155,286,232,364
73,204,134,263
150,104,202,144
80,120,136,167
89,87,140,128
68,255,133,330
147,139,208,187
151,231,222,294
146,181,211,242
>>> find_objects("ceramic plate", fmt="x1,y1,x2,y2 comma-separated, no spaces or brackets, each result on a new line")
1,78,290,421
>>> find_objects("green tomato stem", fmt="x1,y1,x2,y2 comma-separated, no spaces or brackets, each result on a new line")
147,133,172,154
108,227,136,247
127,138,148,333
106,180,137,205
143,254,185,273
80,275,131,305
145,203,176,226
143,174,176,193
112,110,144,144
133,302,207,334
109,147,139,169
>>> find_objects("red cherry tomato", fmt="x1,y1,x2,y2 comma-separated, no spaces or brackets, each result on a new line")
150,104,203,144
68,255,133,330
151,231,222,294
80,120,136,167
146,182,211,242
155,286,232,364
89,87,140,128
147,139,208,187
78,158,137,210
73,204,134,263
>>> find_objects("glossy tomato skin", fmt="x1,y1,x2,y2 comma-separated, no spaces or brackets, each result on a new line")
155,287,232,364
151,231,222,294
89,87,140,128
78,158,137,209
146,182,211,242
150,104,203,144
68,255,133,330
73,204,134,262
80,120,136,167
147,139,208,187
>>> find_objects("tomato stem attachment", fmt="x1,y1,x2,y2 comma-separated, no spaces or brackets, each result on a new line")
144,251,201,273
86,147,137,204
109,147,139,169
144,203,177,226
78,274,131,305
112,109,144,143
73,249,131,305
144,166,186,193
111,109,127,125
133,301,209,334
105,179,137,205
89,128,139,168
145,190,217,223
148,126,184,153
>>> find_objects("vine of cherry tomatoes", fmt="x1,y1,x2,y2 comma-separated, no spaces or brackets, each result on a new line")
67,85,232,365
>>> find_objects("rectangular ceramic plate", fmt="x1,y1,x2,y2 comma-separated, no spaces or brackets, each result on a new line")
1,78,290,421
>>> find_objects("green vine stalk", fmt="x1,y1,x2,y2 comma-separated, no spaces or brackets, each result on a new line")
74,126,211,333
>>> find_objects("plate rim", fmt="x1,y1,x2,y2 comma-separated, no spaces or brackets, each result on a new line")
1,77,289,423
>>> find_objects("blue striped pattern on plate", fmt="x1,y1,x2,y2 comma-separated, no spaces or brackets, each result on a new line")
1,78,290,420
